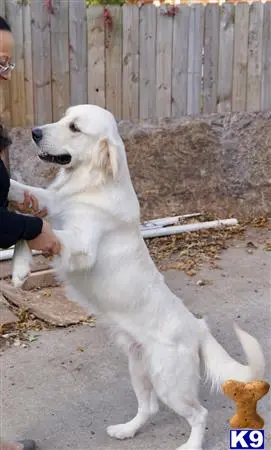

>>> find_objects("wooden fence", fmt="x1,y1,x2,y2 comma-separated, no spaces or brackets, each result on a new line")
0,1,271,127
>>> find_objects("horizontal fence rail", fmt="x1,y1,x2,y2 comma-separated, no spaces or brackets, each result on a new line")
0,1,271,126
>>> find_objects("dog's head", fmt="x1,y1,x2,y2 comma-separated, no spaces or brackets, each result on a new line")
31,105,123,182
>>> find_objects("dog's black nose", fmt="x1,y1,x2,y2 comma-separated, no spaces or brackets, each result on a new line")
32,127,43,144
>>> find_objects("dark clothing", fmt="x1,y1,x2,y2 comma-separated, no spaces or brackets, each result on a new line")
0,158,42,249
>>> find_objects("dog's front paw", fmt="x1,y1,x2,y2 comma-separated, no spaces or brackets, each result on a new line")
12,261,30,288
107,424,136,440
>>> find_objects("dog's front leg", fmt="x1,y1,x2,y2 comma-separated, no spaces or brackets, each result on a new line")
53,229,99,273
9,180,52,288
9,179,51,211
12,240,33,288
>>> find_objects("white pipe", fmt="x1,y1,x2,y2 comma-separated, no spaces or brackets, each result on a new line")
0,218,237,262
0,249,41,262
140,213,202,230
141,218,238,239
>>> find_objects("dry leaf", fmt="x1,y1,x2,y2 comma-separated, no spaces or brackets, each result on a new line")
42,289,52,297
263,242,271,252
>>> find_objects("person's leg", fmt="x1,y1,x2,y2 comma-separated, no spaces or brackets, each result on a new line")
0,443,22,450
0,440,36,450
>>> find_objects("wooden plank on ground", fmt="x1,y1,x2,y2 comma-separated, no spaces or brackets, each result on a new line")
51,0,70,121
187,4,204,116
156,7,173,118
171,5,190,117
22,269,59,291
203,4,220,114
217,4,234,113
105,6,123,119
247,3,264,112
31,1,52,124
122,5,139,120
1,282,89,327
69,0,88,106
87,6,105,108
262,3,271,111
139,5,157,120
5,0,26,126
22,1,34,126
232,3,249,112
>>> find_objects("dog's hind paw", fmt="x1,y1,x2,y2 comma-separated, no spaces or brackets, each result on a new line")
106,424,136,440
177,444,202,450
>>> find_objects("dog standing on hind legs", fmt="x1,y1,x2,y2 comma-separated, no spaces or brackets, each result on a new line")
9,105,265,450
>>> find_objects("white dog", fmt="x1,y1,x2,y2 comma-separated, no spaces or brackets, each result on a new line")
9,105,265,450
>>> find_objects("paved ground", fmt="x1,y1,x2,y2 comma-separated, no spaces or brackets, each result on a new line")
1,238,270,450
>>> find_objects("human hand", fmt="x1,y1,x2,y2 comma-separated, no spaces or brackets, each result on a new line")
27,220,61,255
9,192,48,218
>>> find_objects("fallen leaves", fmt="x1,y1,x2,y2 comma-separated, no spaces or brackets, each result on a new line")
146,219,245,276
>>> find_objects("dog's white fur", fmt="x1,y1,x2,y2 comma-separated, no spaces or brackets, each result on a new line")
9,105,265,450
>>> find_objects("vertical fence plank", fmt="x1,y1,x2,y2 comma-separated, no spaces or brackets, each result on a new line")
247,4,264,112
232,4,249,112
69,0,88,106
187,4,204,116
122,5,139,120
87,6,105,108
172,6,190,117
156,8,173,118
0,0,11,125
51,0,70,121
31,1,52,125
203,4,220,114
2,2,270,125
22,1,34,126
139,5,157,120
6,0,26,126
217,4,234,113
105,6,122,119
262,3,271,111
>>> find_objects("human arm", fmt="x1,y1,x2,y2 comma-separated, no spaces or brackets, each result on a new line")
0,206,43,249
9,191,48,218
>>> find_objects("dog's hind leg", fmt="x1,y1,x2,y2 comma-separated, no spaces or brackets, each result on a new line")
107,341,159,440
175,403,207,450
147,345,207,450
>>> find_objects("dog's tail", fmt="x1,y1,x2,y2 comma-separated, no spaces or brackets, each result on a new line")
199,319,265,390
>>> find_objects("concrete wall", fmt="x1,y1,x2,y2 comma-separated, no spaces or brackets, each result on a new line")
8,112,271,220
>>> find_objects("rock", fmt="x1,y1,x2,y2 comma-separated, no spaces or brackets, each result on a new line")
7,112,271,219
0,294,18,326
1,282,89,327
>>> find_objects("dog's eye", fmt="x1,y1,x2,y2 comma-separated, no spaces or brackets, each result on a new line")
69,122,80,133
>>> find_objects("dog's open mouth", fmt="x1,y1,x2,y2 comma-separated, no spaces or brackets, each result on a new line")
38,152,71,165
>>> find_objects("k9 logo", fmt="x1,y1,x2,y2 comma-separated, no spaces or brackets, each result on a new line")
230,430,264,449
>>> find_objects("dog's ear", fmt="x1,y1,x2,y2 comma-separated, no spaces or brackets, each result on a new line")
92,137,118,179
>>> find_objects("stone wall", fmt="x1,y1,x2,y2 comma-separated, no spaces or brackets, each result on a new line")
8,112,271,220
